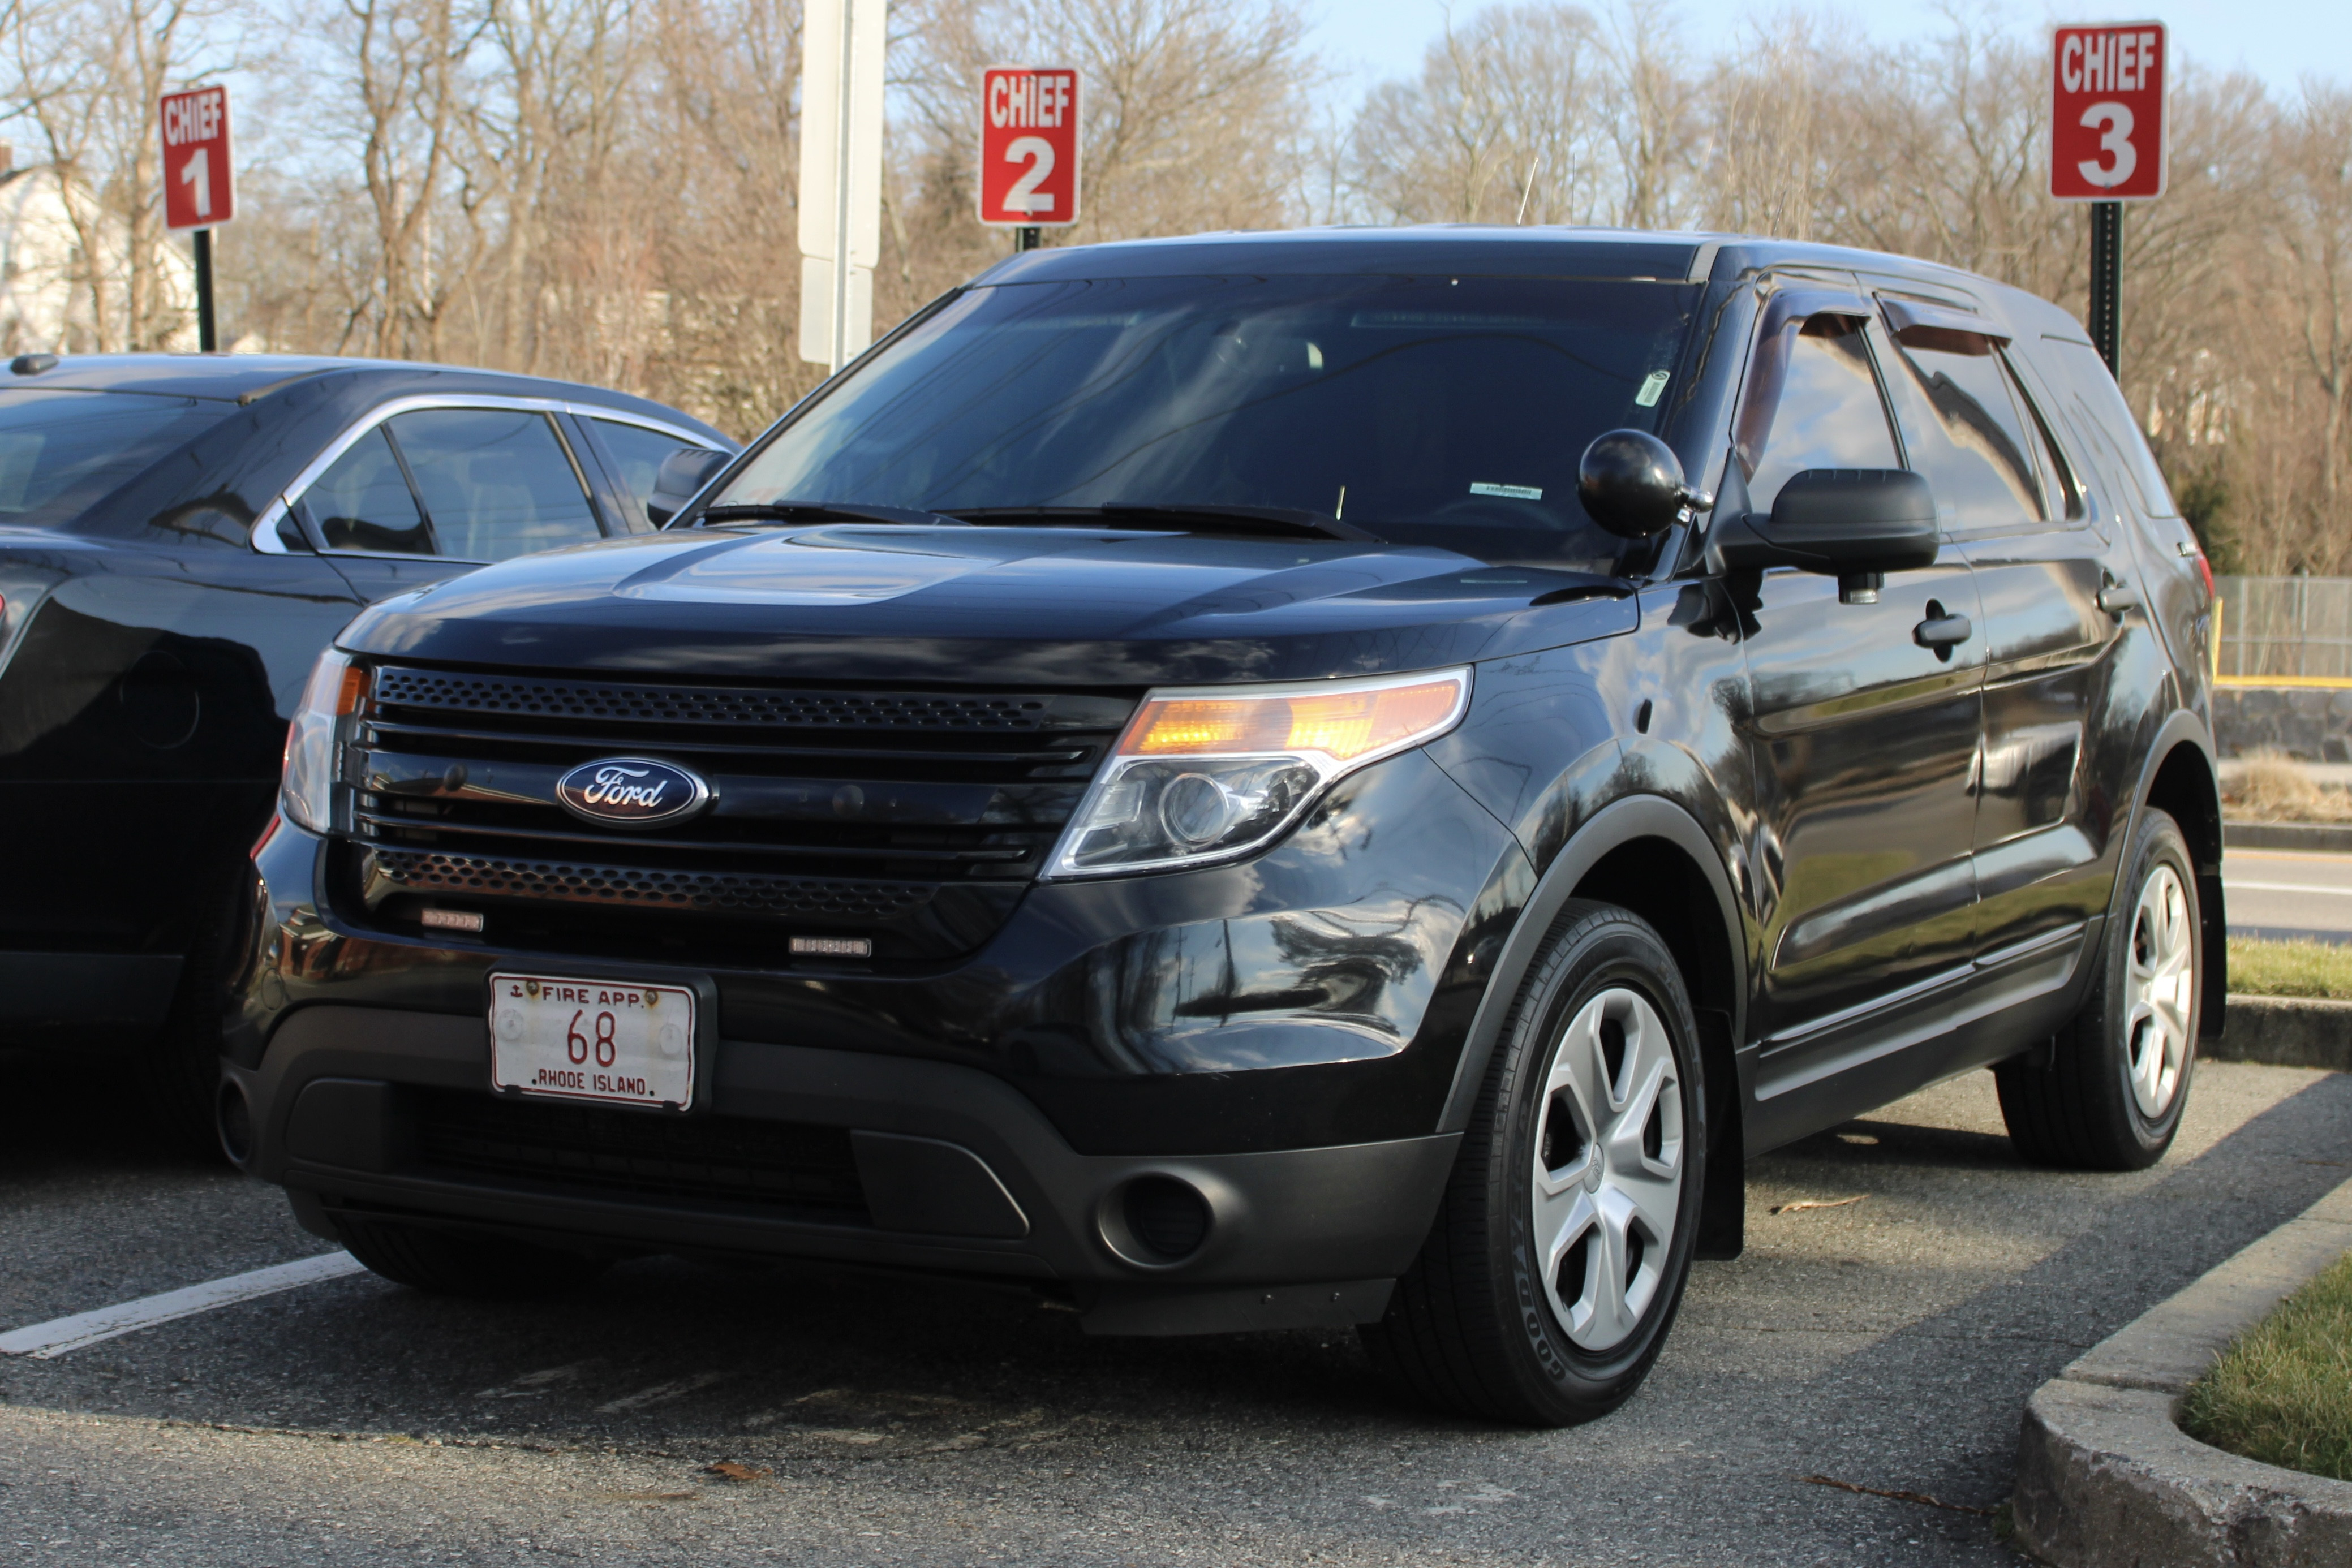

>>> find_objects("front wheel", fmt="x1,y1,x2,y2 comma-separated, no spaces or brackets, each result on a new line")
1362,899,1706,1426
1997,807,2201,1170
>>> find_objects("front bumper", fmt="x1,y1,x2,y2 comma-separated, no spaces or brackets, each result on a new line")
231,749,1527,1332
230,1003,1457,1333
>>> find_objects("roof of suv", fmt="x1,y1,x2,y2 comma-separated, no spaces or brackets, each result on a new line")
973,225,2080,342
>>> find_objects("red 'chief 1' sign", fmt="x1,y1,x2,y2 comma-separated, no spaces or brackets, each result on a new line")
978,67,1080,227
2050,23,2165,201
160,85,234,231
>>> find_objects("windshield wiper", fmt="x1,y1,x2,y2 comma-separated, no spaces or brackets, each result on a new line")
953,502,1382,544
696,499,969,528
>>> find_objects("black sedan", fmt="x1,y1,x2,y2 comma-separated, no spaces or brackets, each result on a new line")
0,354,734,1149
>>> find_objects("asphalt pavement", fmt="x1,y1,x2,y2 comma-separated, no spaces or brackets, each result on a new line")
2223,847,2352,944
5,1044,2349,1567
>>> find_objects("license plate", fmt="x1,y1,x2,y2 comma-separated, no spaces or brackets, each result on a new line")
489,973,696,1109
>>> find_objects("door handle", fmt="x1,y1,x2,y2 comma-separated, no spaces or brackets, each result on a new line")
1914,613,1972,649
2097,585,2140,617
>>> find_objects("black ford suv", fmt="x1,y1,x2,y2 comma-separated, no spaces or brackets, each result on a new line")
229,229,2222,1426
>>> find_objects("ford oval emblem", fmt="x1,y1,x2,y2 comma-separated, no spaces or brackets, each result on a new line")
554,757,713,829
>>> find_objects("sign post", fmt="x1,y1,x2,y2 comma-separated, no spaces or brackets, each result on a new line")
797,0,886,372
978,67,1080,253
159,85,234,352
2050,23,2166,378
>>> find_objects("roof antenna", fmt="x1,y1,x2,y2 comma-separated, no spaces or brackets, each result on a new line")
1515,153,1542,225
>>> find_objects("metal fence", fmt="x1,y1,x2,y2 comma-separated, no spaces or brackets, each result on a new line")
2215,576,2352,682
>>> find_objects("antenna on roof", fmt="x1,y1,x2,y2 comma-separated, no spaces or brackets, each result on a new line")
1515,153,1541,225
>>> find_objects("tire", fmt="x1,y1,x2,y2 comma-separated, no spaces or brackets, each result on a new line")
139,863,252,1161
334,1216,612,1299
1997,807,2201,1171
1362,899,1707,1426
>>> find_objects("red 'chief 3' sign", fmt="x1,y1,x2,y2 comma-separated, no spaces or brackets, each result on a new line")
2050,23,2165,201
978,67,1080,227
159,85,234,230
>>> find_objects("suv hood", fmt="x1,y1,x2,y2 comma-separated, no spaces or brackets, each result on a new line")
337,524,1638,684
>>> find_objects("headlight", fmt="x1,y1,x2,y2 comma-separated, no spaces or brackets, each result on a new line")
1046,667,1471,878
282,649,365,833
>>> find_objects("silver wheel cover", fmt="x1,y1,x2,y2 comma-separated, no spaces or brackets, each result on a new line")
1530,987,1684,1352
2126,863,2195,1119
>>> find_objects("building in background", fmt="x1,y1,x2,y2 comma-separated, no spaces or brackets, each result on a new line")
0,143,196,356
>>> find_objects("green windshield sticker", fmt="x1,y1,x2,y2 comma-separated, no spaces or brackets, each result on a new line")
1635,370,1671,407
1469,481,1542,500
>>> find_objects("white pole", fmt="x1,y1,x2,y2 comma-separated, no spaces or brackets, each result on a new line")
831,0,854,372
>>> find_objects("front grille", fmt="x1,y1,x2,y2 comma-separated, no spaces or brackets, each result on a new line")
369,848,937,921
341,665,1134,963
416,1091,868,1220
372,668,1059,731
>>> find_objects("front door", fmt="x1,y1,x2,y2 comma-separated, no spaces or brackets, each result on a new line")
1728,306,1985,1130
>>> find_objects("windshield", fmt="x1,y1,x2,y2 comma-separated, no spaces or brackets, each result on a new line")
0,389,228,526
712,273,1701,571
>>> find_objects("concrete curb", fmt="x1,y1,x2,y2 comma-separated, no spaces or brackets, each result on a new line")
2011,1178,2352,1566
2225,821,2352,854
2213,996,2352,1072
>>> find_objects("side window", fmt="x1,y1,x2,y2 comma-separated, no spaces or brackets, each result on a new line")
1742,316,1902,511
300,428,432,555
2005,358,2088,524
2045,338,2181,517
594,418,704,527
1880,327,2046,532
385,408,604,562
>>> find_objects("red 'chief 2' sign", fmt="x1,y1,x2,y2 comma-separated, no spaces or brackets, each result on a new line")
2050,23,2165,201
978,67,1080,227
160,86,234,231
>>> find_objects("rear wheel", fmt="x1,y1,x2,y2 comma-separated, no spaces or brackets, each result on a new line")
1997,807,2200,1171
1362,899,1705,1426
139,864,251,1161
334,1216,612,1299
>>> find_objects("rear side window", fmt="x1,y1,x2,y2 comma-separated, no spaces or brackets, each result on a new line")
1742,316,1901,511
384,408,604,561
2044,338,2180,516
1881,328,2046,532
0,390,226,525
593,418,705,526
302,427,432,554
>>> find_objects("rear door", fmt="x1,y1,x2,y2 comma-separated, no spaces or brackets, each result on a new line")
1873,302,2131,985
287,399,620,603
1732,294,1986,1127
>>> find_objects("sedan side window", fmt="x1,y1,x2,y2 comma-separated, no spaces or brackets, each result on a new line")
593,418,704,527
1742,316,1902,512
299,427,432,555
385,408,603,562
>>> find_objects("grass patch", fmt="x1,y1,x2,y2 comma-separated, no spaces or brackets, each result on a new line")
2225,749,2352,824
2228,937,2352,1000
2180,1252,2352,1483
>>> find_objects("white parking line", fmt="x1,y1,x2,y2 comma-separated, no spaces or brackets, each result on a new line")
0,1251,368,1360
2225,881,2352,897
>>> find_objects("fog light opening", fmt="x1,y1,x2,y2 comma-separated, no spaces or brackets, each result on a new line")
1121,1175,1212,1263
216,1079,253,1166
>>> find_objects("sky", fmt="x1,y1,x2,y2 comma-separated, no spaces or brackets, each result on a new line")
1306,0,2351,100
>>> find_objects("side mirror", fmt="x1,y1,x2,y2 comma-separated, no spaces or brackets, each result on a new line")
1707,469,1938,599
647,446,730,526
1577,429,1713,540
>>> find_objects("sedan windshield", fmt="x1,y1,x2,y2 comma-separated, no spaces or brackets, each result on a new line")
712,273,1701,572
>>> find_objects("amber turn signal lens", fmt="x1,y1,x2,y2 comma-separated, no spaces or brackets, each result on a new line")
1124,675,1466,763
336,664,369,716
